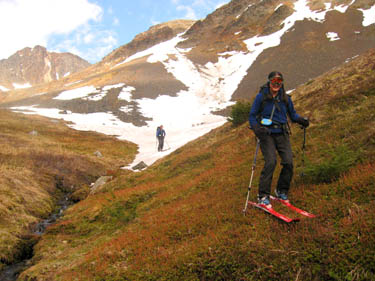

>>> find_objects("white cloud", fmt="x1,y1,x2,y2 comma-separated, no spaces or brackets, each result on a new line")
0,0,108,62
171,0,230,20
50,26,118,63
177,5,197,20
84,33,95,44
151,20,161,26
113,17,120,26
215,2,227,9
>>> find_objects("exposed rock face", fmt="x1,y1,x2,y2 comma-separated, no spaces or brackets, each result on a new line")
177,0,375,99
0,45,90,91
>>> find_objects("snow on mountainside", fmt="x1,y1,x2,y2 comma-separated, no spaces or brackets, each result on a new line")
4,0,375,170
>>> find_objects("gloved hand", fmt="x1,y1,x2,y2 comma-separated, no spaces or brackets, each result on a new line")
297,117,309,128
252,124,270,139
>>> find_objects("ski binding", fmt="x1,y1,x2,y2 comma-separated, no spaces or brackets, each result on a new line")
247,201,300,223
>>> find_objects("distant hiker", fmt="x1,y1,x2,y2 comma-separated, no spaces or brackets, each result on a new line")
249,71,309,207
156,125,166,152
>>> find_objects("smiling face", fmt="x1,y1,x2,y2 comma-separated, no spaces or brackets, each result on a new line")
269,76,283,95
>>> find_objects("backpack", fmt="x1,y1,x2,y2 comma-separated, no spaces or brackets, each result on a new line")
156,126,161,137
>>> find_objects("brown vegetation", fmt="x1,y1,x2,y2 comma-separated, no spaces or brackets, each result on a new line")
0,110,137,270
13,49,375,280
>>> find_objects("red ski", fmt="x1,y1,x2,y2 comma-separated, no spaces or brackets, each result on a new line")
270,196,316,218
247,201,300,223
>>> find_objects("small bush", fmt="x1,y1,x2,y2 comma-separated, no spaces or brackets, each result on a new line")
303,144,360,184
227,100,251,126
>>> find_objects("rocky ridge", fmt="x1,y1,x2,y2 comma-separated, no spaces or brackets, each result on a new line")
0,46,90,91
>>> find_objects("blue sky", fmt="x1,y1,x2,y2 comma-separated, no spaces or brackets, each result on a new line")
0,0,229,64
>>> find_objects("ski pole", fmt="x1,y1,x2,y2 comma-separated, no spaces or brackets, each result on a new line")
300,127,306,177
243,138,260,215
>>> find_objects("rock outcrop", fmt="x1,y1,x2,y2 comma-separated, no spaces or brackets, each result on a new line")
0,45,90,91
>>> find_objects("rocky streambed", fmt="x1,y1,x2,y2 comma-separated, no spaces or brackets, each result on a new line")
0,194,73,281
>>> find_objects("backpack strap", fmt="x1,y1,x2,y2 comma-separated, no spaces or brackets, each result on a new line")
257,84,292,135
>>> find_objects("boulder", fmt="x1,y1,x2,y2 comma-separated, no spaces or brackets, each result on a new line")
94,150,103,158
90,176,113,194
132,161,148,171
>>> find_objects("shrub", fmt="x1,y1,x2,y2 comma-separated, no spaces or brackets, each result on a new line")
303,144,360,184
227,100,251,126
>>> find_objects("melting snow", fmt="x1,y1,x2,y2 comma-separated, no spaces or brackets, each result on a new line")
326,32,340,41
13,83,31,89
118,86,135,102
0,85,9,92
54,83,126,101
54,86,99,100
359,5,375,27
12,105,225,170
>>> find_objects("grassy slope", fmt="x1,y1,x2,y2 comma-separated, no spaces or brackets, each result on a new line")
0,110,137,270
18,48,375,280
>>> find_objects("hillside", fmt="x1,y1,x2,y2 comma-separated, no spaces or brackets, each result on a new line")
0,110,137,275
13,48,375,280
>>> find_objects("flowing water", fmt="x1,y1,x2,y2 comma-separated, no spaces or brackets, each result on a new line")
0,195,72,281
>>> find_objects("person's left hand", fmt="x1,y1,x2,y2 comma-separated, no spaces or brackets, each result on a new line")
297,117,309,128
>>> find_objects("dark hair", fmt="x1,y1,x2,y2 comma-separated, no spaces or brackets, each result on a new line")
268,71,283,81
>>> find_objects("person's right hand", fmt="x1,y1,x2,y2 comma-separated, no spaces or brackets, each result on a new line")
252,124,269,139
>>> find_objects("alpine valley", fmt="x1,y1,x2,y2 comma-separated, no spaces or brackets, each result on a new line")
1,0,374,168
0,0,375,280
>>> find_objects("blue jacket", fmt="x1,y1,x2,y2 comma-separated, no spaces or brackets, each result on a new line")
156,127,166,137
249,85,300,133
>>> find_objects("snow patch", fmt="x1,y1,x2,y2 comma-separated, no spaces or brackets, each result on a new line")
359,5,375,27
13,83,31,89
326,32,340,41
118,86,135,102
275,4,283,11
55,83,127,101
54,86,99,100
64,80,82,86
11,105,226,170
0,85,9,92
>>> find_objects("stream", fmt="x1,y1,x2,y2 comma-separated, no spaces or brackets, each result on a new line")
0,194,72,281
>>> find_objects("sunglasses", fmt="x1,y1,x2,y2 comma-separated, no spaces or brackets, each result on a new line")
270,77,283,86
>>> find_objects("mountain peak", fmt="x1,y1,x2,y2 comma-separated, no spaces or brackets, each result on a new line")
0,46,90,91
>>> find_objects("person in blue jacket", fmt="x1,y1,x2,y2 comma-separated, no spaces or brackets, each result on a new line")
156,125,166,152
249,71,309,207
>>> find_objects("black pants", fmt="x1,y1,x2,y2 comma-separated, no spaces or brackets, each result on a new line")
158,136,164,151
258,133,293,198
